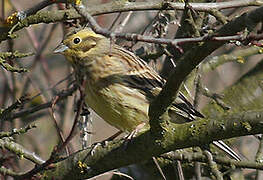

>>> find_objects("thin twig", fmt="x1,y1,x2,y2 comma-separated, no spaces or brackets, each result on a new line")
152,157,167,180
255,134,263,180
3,84,78,121
203,150,223,180
73,4,263,56
0,124,36,138
0,166,22,178
16,81,85,179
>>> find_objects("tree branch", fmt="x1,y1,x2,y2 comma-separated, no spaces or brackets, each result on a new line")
0,137,45,165
0,124,36,138
39,110,263,179
2,84,77,121
148,5,263,133
1,0,262,42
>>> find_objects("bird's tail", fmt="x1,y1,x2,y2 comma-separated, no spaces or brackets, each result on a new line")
212,140,245,161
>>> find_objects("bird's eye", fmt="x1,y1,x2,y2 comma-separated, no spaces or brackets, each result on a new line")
73,37,81,44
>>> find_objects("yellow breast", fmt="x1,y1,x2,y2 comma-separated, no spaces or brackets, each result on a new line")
85,81,149,132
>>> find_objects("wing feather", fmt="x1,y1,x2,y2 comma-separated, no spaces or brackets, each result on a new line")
111,45,204,121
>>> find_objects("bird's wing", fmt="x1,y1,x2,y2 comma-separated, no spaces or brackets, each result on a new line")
112,45,204,121
112,45,165,92
112,46,243,160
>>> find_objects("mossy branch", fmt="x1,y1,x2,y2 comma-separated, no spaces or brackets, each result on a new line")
202,46,263,73
162,152,263,170
37,110,263,180
0,124,37,138
1,0,262,42
0,137,45,165
0,51,33,72
149,5,263,134
202,59,263,116
0,51,33,59
0,58,27,72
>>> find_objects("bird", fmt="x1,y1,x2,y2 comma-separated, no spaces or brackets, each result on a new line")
54,28,242,161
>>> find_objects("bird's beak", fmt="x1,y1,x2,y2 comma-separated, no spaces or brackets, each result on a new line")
54,43,69,53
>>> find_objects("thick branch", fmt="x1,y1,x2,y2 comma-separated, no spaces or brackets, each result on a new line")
40,110,263,179
149,5,263,132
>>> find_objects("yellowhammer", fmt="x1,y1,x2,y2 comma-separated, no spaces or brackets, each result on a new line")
54,28,242,161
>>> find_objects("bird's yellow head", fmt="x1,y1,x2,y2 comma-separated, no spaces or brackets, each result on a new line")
54,28,110,63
